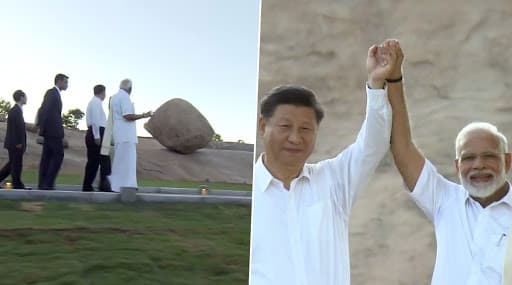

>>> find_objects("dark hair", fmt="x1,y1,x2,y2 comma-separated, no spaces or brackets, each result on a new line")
260,85,324,124
94,84,106,95
13,90,25,102
54,73,69,85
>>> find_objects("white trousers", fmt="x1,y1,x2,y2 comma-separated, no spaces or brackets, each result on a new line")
109,142,137,192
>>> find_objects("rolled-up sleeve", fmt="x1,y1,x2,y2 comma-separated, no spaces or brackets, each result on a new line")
120,95,134,117
408,159,456,224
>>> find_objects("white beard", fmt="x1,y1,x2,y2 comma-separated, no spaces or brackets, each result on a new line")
460,167,507,198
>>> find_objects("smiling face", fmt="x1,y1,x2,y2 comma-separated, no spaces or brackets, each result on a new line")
456,129,511,198
259,104,318,172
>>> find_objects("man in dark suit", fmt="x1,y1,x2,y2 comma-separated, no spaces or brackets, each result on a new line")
0,90,27,189
36,73,68,190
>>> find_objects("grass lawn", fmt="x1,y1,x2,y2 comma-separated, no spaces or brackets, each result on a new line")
0,200,251,285
19,170,252,191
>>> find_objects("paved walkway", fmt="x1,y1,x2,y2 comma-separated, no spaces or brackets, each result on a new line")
0,185,251,206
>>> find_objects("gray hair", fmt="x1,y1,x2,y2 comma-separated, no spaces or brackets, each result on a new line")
455,122,509,158
119,79,132,91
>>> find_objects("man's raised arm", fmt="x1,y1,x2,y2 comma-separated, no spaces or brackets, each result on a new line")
384,39,425,191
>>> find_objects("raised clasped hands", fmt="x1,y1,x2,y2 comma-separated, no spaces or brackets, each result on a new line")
367,40,399,89
381,39,404,81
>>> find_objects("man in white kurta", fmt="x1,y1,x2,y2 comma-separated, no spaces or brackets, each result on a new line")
409,159,512,284
250,43,396,285
385,39,512,284
108,79,151,192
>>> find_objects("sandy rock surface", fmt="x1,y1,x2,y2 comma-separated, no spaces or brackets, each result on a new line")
0,123,253,185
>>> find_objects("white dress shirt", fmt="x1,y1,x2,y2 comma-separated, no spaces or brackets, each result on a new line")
409,160,512,285
85,96,107,139
249,85,392,285
110,89,137,144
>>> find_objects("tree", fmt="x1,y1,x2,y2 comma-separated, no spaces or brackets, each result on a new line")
62,108,85,130
212,133,223,142
0,99,11,115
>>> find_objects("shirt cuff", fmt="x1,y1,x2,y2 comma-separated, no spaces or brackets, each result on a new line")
365,82,388,109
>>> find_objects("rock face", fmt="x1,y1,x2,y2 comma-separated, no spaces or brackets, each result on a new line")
0,123,253,185
144,98,214,154
258,1,512,284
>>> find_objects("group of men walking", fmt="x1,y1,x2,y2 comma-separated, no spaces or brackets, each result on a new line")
0,74,152,192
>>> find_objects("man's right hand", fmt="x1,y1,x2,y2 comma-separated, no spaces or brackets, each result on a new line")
15,144,22,149
143,111,153,118
382,39,404,80
95,138,101,146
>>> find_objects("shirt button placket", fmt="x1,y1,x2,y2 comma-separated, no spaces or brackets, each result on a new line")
288,181,307,285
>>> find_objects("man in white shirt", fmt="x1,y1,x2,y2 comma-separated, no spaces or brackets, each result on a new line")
249,43,396,285
385,39,512,284
82,84,111,192
108,79,152,192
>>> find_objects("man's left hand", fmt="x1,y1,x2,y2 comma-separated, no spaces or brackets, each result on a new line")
367,43,397,89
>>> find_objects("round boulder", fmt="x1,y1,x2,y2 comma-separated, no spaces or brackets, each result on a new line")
144,98,214,154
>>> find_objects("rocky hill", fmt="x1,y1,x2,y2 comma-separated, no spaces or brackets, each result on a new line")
0,123,253,185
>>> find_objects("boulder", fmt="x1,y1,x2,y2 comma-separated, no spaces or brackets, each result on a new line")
144,98,214,154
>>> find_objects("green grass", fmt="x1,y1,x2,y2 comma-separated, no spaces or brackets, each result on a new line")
19,170,252,191
0,200,251,285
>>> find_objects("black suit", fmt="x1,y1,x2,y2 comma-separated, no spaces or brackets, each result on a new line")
37,87,64,190
0,104,26,188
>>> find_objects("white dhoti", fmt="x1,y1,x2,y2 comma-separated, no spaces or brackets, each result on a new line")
109,142,137,192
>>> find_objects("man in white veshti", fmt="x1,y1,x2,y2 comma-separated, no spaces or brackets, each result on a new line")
385,39,512,284
249,42,396,285
108,79,152,192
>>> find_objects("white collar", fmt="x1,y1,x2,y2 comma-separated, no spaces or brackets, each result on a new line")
118,89,129,96
464,181,512,208
254,153,311,192
92,95,103,103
